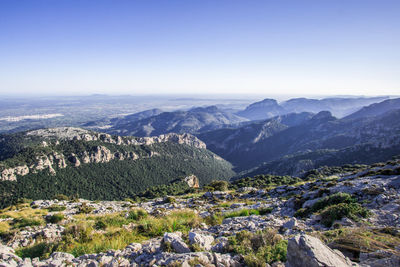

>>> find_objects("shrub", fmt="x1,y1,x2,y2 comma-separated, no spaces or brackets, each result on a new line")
17,198,33,204
207,180,229,191
127,209,148,221
294,208,308,218
94,220,107,230
204,213,224,226
16,242,56,259
258,207,273,215
77,203,94,214
311,192,355,213
232,174,301,189
164,196,176,204
228,229,287,265
63,224,93,243
12,217,42,228
320,203,371,227
53,194,69,201
46,213,64,224
47,205,66,212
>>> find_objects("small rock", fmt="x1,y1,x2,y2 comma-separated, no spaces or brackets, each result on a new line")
163,232,191,253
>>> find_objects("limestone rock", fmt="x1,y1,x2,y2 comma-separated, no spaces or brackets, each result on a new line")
188,231,214,251
162,232,191,253
184,175,200,188
282,218,298,229
286,234,357,267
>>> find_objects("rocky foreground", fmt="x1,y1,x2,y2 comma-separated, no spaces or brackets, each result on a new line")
1,160,400,266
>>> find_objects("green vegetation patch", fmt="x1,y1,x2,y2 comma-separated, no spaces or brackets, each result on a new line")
15,209,202,259
228,229,287,266
232,174,300,189
320,203,371,227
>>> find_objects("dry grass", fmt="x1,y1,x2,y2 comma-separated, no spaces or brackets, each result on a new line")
0,221,10,234
17,209,202,258
0,206,47,219
318,227,400,261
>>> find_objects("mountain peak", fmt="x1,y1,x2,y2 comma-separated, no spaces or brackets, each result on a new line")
237,98,285,120
248,98,279,108
189,105,220,113
311,111,335,121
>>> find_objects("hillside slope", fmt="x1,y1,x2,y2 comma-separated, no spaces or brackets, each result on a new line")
344,97,400,120
0,127,234,207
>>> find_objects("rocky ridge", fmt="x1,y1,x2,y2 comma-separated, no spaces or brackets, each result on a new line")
0,128,206,181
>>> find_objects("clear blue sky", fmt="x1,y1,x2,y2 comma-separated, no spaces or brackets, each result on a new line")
0,0,399,96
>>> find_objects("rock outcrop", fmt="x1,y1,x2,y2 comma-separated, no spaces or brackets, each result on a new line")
286,234,357,267
27,127,206,149
1,128,207,181
0,166,28,181
184,175,200,188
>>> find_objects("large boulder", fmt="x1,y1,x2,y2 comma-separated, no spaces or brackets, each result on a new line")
286,234,357,267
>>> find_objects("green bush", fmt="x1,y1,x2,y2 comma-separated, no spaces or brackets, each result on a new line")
94,220,107,230
295,192,357,218
294,208,308,218
77,203,94,214
17,198,33,204
164,196,176,204
320,203,371,227
258,207,273,215
47,205,66,212
232,174,300,189
207,180,229,191
12,218,42,228
53,194,69,201
46,213,64,224
311,193,355,213
204,213,224,226
228,230,287,265
127,209,148,221
16,242,56,259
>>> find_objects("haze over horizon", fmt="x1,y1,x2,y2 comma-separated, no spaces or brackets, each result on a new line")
1,0,399,96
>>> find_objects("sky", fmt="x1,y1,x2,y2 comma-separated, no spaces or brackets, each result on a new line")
0,0,399,96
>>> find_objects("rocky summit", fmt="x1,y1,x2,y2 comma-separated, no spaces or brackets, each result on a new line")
0,159,399,266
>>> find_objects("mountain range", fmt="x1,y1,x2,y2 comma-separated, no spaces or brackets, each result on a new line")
106,106,248,136
199,98,400,174
237,96,389,120
1,96,399,207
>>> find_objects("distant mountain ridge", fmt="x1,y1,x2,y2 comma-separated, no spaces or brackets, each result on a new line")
199,101,400,174
105,105,248,136
344,98,400,120
236,98,285,120
236,96,389,120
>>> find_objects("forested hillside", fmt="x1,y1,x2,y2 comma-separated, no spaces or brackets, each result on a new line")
0,128,234,208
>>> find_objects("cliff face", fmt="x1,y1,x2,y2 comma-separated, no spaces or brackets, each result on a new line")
0,128,207,181
26,128,206,149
